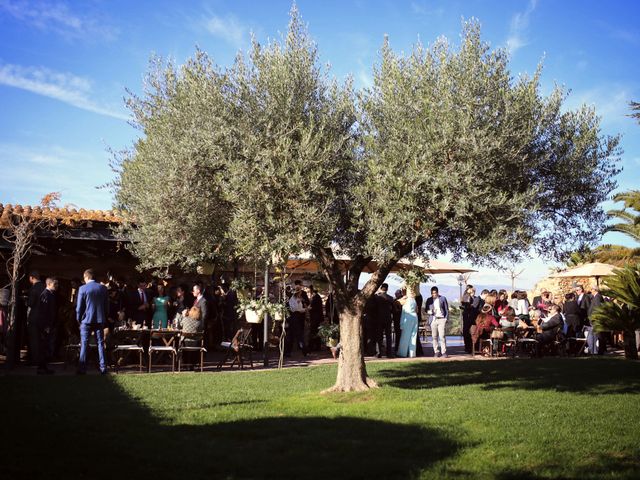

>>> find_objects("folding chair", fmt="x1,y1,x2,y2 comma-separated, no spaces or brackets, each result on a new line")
112,330,144,373
148,331,177,373
217,325,253,370
566,336,588,356
177,332,207,372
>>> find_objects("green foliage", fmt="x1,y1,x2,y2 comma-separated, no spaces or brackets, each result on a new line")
357,22,620,265
317,321,340,341
230,276,252,291
591,263,640,335
115,9,620,276
607,190,640,243
112,51,233,271
396,267,431,287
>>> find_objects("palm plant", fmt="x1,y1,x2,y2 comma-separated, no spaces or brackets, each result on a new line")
590,263,640,359
607,190,640,243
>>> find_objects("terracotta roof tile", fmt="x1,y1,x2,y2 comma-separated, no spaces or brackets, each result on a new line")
0,203,123,227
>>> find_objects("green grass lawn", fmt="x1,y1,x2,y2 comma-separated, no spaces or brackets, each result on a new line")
1,358,639,479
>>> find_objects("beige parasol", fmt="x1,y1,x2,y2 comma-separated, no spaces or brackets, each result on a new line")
550,262,619,287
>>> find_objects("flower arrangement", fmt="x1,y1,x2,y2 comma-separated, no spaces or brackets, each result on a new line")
237,297,288,323
317,322,340,346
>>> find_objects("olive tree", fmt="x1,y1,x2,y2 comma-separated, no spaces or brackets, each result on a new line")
116,9,621,391
113,52,233,271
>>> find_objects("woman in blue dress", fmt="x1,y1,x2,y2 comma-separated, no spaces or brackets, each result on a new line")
397,286,418,358
152,284,171,329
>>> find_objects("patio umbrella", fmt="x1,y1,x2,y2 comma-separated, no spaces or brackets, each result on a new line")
392,258,476,275
283,252,475,275
550,262,619,287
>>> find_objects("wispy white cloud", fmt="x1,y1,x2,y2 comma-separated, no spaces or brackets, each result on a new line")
506,0,538,55
0,63,128,120
0,143,113,209
0,0,118,41
203,13,248,48
564,84,635,127
610,27,640,46
410,1,444,17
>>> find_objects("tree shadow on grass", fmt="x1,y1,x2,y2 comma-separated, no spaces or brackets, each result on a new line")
376,358,640,394
0,375,460,480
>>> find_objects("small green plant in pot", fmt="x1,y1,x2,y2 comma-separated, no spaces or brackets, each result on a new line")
266,302,288,321
318,322,340,347
231,277,253,301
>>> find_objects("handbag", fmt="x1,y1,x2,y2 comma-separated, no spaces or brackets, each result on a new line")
490,329,504,340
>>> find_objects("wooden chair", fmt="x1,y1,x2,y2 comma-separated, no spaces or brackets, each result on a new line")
148,331,177,373
217,325,254,370
566,336,588,356
177,332,207,372
111,330,144,373
472,338,493,357
418,319,429,342
64,333,105,369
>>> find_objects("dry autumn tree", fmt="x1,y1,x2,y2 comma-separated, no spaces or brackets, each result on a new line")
1,192,59,367
115,8,621,392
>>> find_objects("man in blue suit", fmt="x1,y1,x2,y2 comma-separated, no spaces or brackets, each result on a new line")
76,269,108,374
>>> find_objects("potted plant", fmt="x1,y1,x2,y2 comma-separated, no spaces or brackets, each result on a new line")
237,297,266,323
266,302,288,321
317,322,340,347
231,277,253,301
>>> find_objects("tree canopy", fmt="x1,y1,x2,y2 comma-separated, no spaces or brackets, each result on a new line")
114,7,622,390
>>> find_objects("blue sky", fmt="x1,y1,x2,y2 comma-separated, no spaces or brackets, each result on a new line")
1,0,639,289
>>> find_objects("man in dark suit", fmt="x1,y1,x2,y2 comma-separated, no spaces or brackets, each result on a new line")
129,278,150,327
374,283,395,358
588,287,607,354
76,269,108,374
192,284,210,347
36,277,58,374
415,291,425,356
575,284,594,353
26,271,45,365
308,285,324,352
461,285,481,354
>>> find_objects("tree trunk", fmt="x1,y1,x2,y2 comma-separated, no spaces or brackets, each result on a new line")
323,305,378,392
5,279,18,369
623,330,638,360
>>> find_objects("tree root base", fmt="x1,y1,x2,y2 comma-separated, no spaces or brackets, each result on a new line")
321,377,379,394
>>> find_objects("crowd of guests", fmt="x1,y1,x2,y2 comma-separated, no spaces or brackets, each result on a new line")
0,270,253,373
0,270,622,372
0,271,340,371
362,284,450,359
461,284,609,356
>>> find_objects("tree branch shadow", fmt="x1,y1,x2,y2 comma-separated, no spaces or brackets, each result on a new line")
375,358,640,394
1,376,460,479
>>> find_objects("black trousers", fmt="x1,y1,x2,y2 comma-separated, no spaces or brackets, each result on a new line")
376,319,393,356
462,318,474,353
37,328,51,370
284,313,305,355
